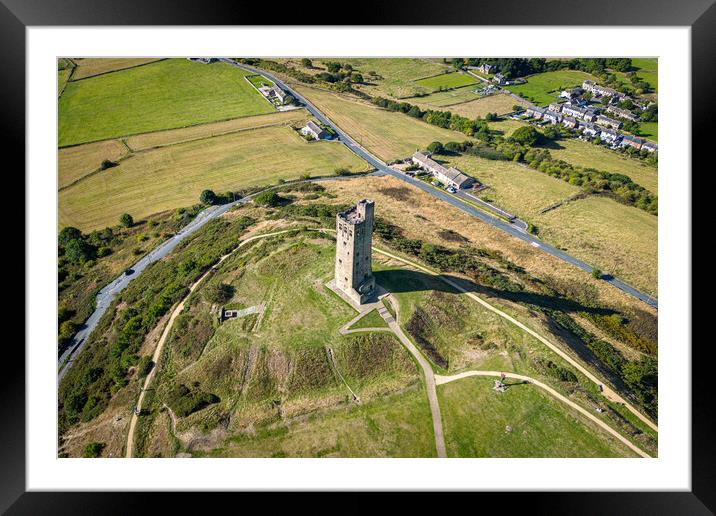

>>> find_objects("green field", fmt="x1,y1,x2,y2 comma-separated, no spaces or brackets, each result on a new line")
58,69,72,97
294,85,476,162
632,58,658,92
415,71,478,91
637,121,658,142
58,59,275,146
439,377,637,457
534,196,657,296
323,58,451,99
506,70,597,106
246,74,273,89
59,125,370,231
545,139,658,194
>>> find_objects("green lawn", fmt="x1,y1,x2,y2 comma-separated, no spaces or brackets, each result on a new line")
246,74,273,89
637,121,658,142
439,377,637,457
58,58,274,146
415,72,478,91
506,70,597,106
348,309,389,330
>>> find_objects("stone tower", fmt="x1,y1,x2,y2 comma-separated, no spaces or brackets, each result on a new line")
335,199,375,305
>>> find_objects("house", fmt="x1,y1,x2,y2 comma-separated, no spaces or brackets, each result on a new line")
548,103,563,113
561,105,587,119
559,87,583,99
188,57,216,64
606,105,639,122
476,63,494,74
543,111,562,124
492,73,507,85
641,141,658,153
300,120,329,140
411,151,475,190
599,127,620,143
582,80,625,99
581,122,601,137
270,85,287,103
526,106,546,119
596,114,623,130
582,110,597,123
561,116,578,129
620,135,644,150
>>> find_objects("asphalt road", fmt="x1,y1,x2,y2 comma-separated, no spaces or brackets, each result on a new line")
224,59,657,309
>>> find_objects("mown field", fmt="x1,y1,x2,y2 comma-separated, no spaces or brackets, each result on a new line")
506,70,597,106
545,139,658,194
414,71,478,91
58,139,130,189
59,126,370,231
293,85,476,162
411,90,528,119
445,154,580,219
438,377,637,457
59,59,275,146
533,196,657,296
69,58,165,80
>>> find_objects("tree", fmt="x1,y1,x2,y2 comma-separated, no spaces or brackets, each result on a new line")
300,58,312,68
119,213,134,228
200,189,217,205
591,267,602,279
510,126,543,146
59,226,83,248
485,112,498,121
253,191,283,207
100,159,117,170
83,442,106,458
427,141,445,154
334,167,352,176
64,238,96,264
444,141,462,154
326,62,341,73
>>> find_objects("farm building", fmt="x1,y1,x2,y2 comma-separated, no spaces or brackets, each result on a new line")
300,120,330,140
561,116,579,129
411,151,475,190
476,64,494,74
620,135,644,150
641,141,658,153
596,114,623,130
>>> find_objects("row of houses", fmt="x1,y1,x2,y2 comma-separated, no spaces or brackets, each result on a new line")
524,106,657,151
582,80,626,100
606,105,640,122
410,151,476,190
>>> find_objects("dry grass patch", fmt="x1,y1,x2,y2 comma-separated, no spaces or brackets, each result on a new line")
292,84,475,162
446,154,579,219
533,196,657,296
546,139,658,194
125,110,309,151
320,175,657,316
415,92,528,119
59,126,370,231
58,139,130,189
70,58,165,80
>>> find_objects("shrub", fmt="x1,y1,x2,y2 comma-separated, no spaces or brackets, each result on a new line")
254,191,283,207
59,227,83,248
427,141,444,154
119,213,134,228
100,159,117,170
203,282,235,304
83,442,106,458
97,246,112,258
64,238,97,264
334,167,352,176
200,189,217,205
591,267,602,279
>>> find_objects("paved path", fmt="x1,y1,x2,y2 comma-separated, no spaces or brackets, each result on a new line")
377,297,447,458
223,59,657,309
124,230,296,458
372,246,658,434
435,370,651,458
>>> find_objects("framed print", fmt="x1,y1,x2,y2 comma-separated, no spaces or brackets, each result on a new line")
5,0,712,512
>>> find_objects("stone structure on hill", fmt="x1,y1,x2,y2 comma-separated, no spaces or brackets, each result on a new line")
335,199,375,305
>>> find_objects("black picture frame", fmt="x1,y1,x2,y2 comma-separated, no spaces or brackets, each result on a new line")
4,0,710,513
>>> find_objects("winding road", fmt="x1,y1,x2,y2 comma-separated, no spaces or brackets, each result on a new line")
223,59,657,309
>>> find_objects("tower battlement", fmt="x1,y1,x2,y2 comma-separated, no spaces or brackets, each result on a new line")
335,199,375,305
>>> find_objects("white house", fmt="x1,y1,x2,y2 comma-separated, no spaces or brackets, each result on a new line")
599,127,620,143
641,141,658,153
411,151,475,190
543,111,562,124
526,106,546,119
300,120,329,140
581,122,601,137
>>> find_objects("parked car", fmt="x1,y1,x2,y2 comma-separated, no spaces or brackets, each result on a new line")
124,268,134,276
446,186,457,193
